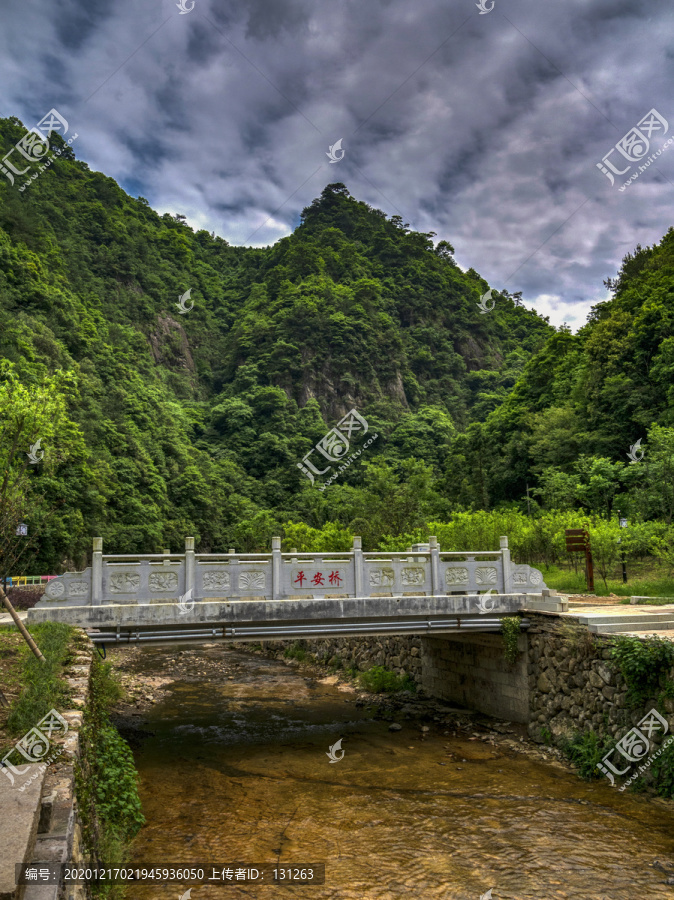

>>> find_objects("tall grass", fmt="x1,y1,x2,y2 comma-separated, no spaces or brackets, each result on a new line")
3,622,75,739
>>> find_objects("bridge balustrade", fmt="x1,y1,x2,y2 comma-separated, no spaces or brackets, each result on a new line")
34,535,547,609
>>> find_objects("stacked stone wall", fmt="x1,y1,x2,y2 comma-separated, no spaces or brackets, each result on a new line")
526,614,674,743
259,635,423,682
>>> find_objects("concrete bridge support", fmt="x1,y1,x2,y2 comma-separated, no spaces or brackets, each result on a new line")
420,633,530,724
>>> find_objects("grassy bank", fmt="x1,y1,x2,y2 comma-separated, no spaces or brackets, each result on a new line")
0,622,75,755
540,563,674,599
76,655,145,900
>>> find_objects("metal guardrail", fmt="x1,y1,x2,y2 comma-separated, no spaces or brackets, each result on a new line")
86,617,531,644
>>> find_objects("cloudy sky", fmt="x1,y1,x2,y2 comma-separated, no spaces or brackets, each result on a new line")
2,0,673,328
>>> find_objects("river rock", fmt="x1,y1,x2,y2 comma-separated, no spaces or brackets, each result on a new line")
537,672,554,693
596,664,613,685
389,723,402,731
588,670,604,689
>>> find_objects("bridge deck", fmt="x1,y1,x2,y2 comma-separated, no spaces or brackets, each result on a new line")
26,592,544,642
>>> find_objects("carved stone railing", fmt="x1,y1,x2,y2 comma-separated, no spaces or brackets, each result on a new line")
34,535,547,609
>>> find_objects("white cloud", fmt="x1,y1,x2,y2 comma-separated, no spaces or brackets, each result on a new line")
0,0,671,331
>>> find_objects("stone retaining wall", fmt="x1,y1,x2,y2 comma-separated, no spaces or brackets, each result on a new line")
260,635,423,682
526,613,674,743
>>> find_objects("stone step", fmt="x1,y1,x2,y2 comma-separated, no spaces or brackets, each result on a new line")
575,611,674,625
630,596,674,604
588,619,674,633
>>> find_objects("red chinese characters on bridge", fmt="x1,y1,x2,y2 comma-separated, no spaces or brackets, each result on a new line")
293,571,343,587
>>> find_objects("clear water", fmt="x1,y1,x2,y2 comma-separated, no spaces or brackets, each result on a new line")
111,644,674,900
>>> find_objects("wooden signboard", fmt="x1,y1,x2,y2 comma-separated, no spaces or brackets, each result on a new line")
564,528,594,592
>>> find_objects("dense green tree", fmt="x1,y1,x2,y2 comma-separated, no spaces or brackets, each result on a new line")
0,114,673,568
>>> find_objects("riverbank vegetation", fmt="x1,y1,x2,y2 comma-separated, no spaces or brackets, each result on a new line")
557,634,674,797
76,655,144,899
357,665,417,693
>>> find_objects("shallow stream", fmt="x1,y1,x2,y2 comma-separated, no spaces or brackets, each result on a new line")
110,643,674,900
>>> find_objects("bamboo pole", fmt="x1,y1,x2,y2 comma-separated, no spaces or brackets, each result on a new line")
0,584,45,662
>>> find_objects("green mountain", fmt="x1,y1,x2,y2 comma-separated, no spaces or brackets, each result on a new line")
0,115,671,571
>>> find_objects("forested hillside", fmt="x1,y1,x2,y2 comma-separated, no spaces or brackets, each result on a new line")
1,115,673,575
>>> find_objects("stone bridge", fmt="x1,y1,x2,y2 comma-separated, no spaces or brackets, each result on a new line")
27,536,557,644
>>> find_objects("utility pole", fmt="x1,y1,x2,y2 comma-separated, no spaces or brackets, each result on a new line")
526,483,532,517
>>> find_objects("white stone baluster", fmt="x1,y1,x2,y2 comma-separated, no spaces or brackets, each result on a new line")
92,537,102,606
353,536,364,597
500,535,511,594
272,536,282,600
429,536,442,596
185,537,195,597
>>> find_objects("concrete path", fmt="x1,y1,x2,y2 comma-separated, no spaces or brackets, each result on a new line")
0,766,46,900
0,611,29,627
558,602,674,639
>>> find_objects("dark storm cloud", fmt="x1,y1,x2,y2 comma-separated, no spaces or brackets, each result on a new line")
0,0,672,328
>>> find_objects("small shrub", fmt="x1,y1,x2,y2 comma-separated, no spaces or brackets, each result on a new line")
610,635,674,708
500,617,521,665
284,642,309,662
76,654,145,898
358,666,416,693
560,730,614,780
540,727,553,746
91,722,145,838
645,740,674,798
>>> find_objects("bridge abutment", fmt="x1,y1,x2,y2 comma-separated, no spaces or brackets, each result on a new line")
420,633,529,723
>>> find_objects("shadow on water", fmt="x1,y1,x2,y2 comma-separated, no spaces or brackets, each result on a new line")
110,643,674,900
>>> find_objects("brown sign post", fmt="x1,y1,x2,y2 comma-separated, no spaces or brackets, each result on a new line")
565,528,594,592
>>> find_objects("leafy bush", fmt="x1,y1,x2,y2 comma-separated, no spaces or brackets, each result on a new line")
358,665,416,693
644,739,674,798
76,654,144,896
610,635,674,707
560,730,614,780
92,722,145,838
284,642,310,662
